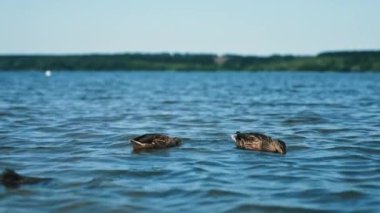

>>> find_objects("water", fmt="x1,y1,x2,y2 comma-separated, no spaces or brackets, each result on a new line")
0,71,379,212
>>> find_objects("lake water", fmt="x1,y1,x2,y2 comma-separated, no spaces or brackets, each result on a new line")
0,71,379,212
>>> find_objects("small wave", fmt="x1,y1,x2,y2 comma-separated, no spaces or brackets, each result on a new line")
329,190,366,201
92,169,170,178
224,203,330,213
283,116,328,125
55,201,98,212
206,188,247,197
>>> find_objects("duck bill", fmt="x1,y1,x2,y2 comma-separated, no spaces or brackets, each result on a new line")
230,134,237,142
130,140,146,150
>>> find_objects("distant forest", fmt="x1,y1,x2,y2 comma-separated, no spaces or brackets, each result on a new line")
0,51,379,71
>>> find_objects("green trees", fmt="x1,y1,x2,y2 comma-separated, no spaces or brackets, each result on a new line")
0,51,379,71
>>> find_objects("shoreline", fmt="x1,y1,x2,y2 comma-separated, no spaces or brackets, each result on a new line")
1,50,379,72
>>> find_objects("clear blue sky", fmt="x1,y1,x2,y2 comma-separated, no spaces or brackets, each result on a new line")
0,0,379,55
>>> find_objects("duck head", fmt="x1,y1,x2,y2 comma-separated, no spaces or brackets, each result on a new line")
1,169,23,188
172,137,182,145
230,131,240,142
273,139,287,154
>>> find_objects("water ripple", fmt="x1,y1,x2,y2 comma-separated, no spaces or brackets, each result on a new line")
0,71,380,212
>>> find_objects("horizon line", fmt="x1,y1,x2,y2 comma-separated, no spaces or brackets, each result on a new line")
0,49,380,58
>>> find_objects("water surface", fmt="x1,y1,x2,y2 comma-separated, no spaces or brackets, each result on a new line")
0,71,379,212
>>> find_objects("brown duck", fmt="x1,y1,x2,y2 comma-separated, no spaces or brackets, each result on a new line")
1,169,51,188
230,131,286,154
130,134,181,151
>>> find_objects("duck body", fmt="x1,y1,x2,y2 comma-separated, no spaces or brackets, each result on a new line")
1,169,50,188
231,131,286,154
130,134,181,151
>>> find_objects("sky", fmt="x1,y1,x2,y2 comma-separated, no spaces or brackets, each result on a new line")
0,0,379,55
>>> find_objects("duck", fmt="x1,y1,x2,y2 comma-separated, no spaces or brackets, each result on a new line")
230,131,286,154
0,169,51,188
130,134,181,151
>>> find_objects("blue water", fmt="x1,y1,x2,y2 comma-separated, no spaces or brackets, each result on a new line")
0,71,379,212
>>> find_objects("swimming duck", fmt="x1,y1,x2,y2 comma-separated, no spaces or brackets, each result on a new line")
130,134,181,151
230,131,286,154
0,169,50,188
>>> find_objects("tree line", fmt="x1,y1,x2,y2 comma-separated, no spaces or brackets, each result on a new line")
0,51,379,71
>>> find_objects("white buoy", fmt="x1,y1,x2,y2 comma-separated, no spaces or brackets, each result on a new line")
45,70,52,77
